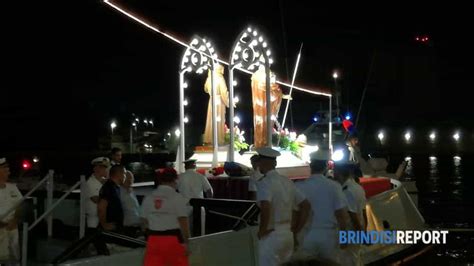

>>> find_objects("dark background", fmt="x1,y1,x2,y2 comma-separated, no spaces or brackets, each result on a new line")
2,1,472,151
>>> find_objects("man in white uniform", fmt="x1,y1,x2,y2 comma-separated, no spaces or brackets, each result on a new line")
335,162,367,266
177,159,213,200
296,150,349,264
84,157,109,228
255,147,310,266
0,158,22,263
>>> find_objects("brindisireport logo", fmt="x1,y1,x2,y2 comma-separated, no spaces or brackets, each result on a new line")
339,230,449,244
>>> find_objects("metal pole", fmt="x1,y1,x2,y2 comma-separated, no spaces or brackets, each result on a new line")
179,71,186,173
200,206,206,236
129,127,133,153
47,172,54,238
335,78,340,117
329,96,333,155
79,175,86,239
21,222,28,266
281,43,303,129
228,67,235,162
265,63,272,147
211,67,218,167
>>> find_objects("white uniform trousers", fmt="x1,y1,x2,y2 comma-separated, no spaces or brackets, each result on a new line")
258,224,293,266
300,228,340,265
0,228,20,262
340,244,362,266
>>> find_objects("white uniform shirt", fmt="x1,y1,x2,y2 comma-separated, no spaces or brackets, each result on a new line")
342,178,366,229
120,187,141,226
248,170,264,192
297,174,347,229
141,185,188,231
0,183,22,222
178,169,212,200
256,170,305,229
84,175,104,227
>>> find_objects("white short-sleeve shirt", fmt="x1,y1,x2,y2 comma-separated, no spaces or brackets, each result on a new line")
120,187,141,226
0,183,22,223
248,170,263,192
141,185,188,231
256,170,305,229
342,178,367,229
297,174,347,229
177,169,213,200
84,175,104,227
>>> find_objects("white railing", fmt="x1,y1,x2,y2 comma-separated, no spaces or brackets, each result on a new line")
19,172,87,266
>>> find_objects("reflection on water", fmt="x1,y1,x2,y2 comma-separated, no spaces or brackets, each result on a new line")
398,153,474,264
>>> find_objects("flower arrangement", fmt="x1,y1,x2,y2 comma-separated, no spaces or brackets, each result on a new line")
225,125,249,152
272,128,301,154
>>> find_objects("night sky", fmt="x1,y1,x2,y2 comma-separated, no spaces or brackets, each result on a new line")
3,1,472,151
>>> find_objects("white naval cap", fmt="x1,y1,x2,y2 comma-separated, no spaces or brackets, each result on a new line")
0,157,7,166
91,157,110,167
256,147,281,159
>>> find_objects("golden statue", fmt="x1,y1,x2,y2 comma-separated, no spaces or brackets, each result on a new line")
203,64,230,146
251,65,283,148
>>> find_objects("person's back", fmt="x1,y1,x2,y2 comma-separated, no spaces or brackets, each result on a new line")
300,175,345,229
178,160,213,200
141,168,190,266
342,178,366,230
255,148,309,266
142,185,187,231
257,170,298,227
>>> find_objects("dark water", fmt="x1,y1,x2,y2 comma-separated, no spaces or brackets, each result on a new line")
388,153,474,265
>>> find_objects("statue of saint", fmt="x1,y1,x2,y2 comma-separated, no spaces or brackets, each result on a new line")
203,64,229,146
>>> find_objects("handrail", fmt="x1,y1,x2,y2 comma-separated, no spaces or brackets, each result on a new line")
208,210,250,228
28,180,82,231
21,174,87,266
101,231,147,246
0,170,54,222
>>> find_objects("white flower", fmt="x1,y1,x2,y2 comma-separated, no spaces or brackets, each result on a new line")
289,132,297,141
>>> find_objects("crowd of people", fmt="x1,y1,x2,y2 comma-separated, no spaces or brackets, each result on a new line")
1,144,367,266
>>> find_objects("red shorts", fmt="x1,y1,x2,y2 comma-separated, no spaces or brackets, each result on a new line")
143,236,189,266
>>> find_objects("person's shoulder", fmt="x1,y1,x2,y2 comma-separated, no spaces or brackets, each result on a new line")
6,182,18,188
6,182,20,191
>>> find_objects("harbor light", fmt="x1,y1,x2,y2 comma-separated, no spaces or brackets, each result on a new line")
404,131,412,142
174,129,181,137
377,131,385,141
429,131,436,142
110,121,117,133
453,132,460,142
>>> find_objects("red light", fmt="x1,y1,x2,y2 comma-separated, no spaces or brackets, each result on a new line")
425,37,429,41
22,160,31,170
415,37,419,41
